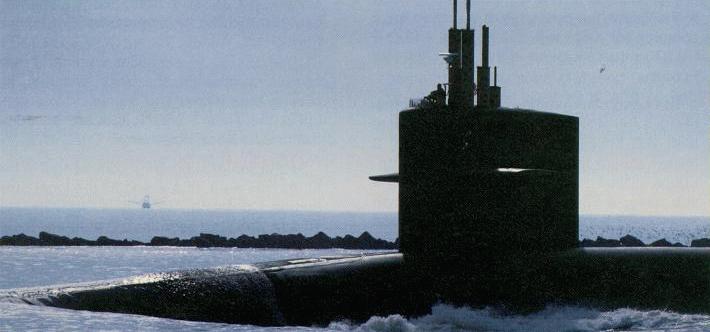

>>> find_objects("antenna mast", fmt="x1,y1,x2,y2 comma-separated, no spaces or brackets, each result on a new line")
447,0,475,111
466,0,471,30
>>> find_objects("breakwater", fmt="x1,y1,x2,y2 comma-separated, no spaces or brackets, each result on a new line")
6,232,710,249
0,231,398,249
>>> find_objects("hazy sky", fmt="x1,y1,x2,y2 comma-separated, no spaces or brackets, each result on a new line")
1,1,708,216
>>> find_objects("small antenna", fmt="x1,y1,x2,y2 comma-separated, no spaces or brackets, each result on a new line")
482,25,489,68
466,0,471,30
453,0,457,29
494,66,497,86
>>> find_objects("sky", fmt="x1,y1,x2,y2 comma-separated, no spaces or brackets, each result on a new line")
0,0,708,216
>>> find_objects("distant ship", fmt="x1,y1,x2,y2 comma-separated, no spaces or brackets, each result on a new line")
129,195,160,209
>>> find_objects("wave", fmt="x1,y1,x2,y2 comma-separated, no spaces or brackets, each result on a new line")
330,304,710,332
3,299,710,331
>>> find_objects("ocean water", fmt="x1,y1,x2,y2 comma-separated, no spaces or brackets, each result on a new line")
2,208,710,331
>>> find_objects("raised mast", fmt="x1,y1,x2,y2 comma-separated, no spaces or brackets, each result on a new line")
475,25,501,110
447,0,475,111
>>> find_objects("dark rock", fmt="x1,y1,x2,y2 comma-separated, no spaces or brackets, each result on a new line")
578,237,621,247
619,234,645,247
306,232,333,249
234,234,257,248
336,234,359,249
188,233,229,247
358,231,377,248
280,233,306,249
118,238,140,246
691,238,710,247
649,238,673,247
39,231,74,245
596,237,621,247
150,236,181,246
96,236,130,246
0,233,40,246
72,237,94,246
257,233,282,248
359,231,397,249
201,233,228,247
190,236,212,248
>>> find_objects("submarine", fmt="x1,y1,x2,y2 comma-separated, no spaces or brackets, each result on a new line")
6,0,710,326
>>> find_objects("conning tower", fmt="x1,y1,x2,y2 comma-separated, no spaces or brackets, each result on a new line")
371,0,579,305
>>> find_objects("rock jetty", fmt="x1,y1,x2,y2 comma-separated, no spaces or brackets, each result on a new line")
5,232,710,249
579,234,690,248
0,231,398,250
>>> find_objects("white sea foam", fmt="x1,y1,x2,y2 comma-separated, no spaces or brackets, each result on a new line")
3,300,710,332
330,304,710,332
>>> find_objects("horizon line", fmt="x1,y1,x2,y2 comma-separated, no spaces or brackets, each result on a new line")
0,205,708,219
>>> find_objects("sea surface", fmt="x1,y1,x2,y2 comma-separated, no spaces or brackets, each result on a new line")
2,208,710,331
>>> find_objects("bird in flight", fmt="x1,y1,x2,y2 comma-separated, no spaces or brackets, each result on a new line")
599,66,606,73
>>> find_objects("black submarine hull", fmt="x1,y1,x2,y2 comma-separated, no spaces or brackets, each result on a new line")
3,253,422,326
6,249,710,326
